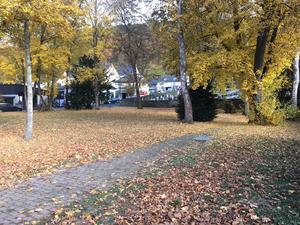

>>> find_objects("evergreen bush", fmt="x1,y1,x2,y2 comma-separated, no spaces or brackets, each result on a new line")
176,85,217,122
68,80,94,109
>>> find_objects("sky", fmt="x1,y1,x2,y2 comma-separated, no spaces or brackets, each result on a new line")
139,0,161,18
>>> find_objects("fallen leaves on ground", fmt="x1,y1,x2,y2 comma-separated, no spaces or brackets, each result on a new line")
45,115,300,225
0,108,227,188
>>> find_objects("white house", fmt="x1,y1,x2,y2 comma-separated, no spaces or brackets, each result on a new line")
149,75,181,95
106,64,150,101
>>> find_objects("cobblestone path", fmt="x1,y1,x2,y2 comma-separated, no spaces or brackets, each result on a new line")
0,134,211,224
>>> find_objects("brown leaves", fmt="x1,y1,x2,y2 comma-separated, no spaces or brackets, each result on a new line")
2,109,300,224
0,108,223,188
109,117,300,224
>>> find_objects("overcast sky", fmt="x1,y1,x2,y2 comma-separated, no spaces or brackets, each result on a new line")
139,0,161,18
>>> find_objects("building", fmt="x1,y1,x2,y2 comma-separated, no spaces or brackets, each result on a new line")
107,64,149,101
0,84,24,107
149,75,181,95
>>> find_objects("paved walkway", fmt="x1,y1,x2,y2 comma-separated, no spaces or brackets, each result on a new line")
0,134,211,224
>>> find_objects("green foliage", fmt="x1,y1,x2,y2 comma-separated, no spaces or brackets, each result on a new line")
68,80,94,110
257,98,286,125
257,99,298,125
284,104,299,120
176,85,217,122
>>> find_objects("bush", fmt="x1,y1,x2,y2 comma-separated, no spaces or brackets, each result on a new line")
176,85,217,122
224,100,237,113
68,80,95,110
285,104,299,120
257,97,286,125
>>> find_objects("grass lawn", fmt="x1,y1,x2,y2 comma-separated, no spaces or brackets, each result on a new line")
0,107,229,188
41,110,300,225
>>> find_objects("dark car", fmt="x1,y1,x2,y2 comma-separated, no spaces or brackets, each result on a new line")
0,103,22,112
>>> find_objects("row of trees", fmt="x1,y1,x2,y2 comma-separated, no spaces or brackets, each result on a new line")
0,0,81,139
1,0,300,140
155,0,300,125
0,0,158,140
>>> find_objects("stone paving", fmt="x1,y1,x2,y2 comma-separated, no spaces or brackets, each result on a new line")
0,134,211,224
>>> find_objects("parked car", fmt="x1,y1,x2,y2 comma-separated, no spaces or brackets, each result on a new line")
0,103,22,112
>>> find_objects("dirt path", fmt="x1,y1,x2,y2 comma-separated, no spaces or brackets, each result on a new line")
0,134,212,224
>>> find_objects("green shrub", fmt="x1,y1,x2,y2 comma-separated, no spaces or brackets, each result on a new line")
68,80,94,110
284,104,299,120
176,85,217,122
257,97,285,125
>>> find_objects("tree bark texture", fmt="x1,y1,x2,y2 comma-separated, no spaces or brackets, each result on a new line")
24,20,33,140
94,76,100,109
292,52,300,106
132,65,142,109
177,0,193,123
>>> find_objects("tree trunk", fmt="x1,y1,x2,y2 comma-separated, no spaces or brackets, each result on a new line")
132,65,142,109
37,58,46,108
22,61,27,111
49,72,56,109
24,20,33,140
248,26,270,124
262,25,279,75
94,76,100,109
37,74,46,108
292,52,300,106
233,0,242,46
65,71,70,109
253,26,270,103
36,24,47,109
177,0,193,123
244,94,250,116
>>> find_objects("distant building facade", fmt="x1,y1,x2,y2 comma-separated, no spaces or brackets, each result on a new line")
0,84,24,107
149,75,181,95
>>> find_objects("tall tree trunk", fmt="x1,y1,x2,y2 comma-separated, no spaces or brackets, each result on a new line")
24,20,33,140
49,72,56,109
249,26,270,123
262,25,279,75
253,26,270,103
292,51,300,106
132,65,142,109
37,75,46,107
22,60,27,110
65,70,70,109
233,0,242,46
244,94,250,116
37,24,47,108
92,0,100,110
94,76,100,109
177,0,193,123
37,58,46,108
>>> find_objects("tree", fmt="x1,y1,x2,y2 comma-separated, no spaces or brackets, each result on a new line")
75,54,110,106
68,79,95,109
177,0,193,123
154,0,300,125
75,0,112,109
23,20,33,140
0,0,80,139
292,51,299,106
112,0,154,109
